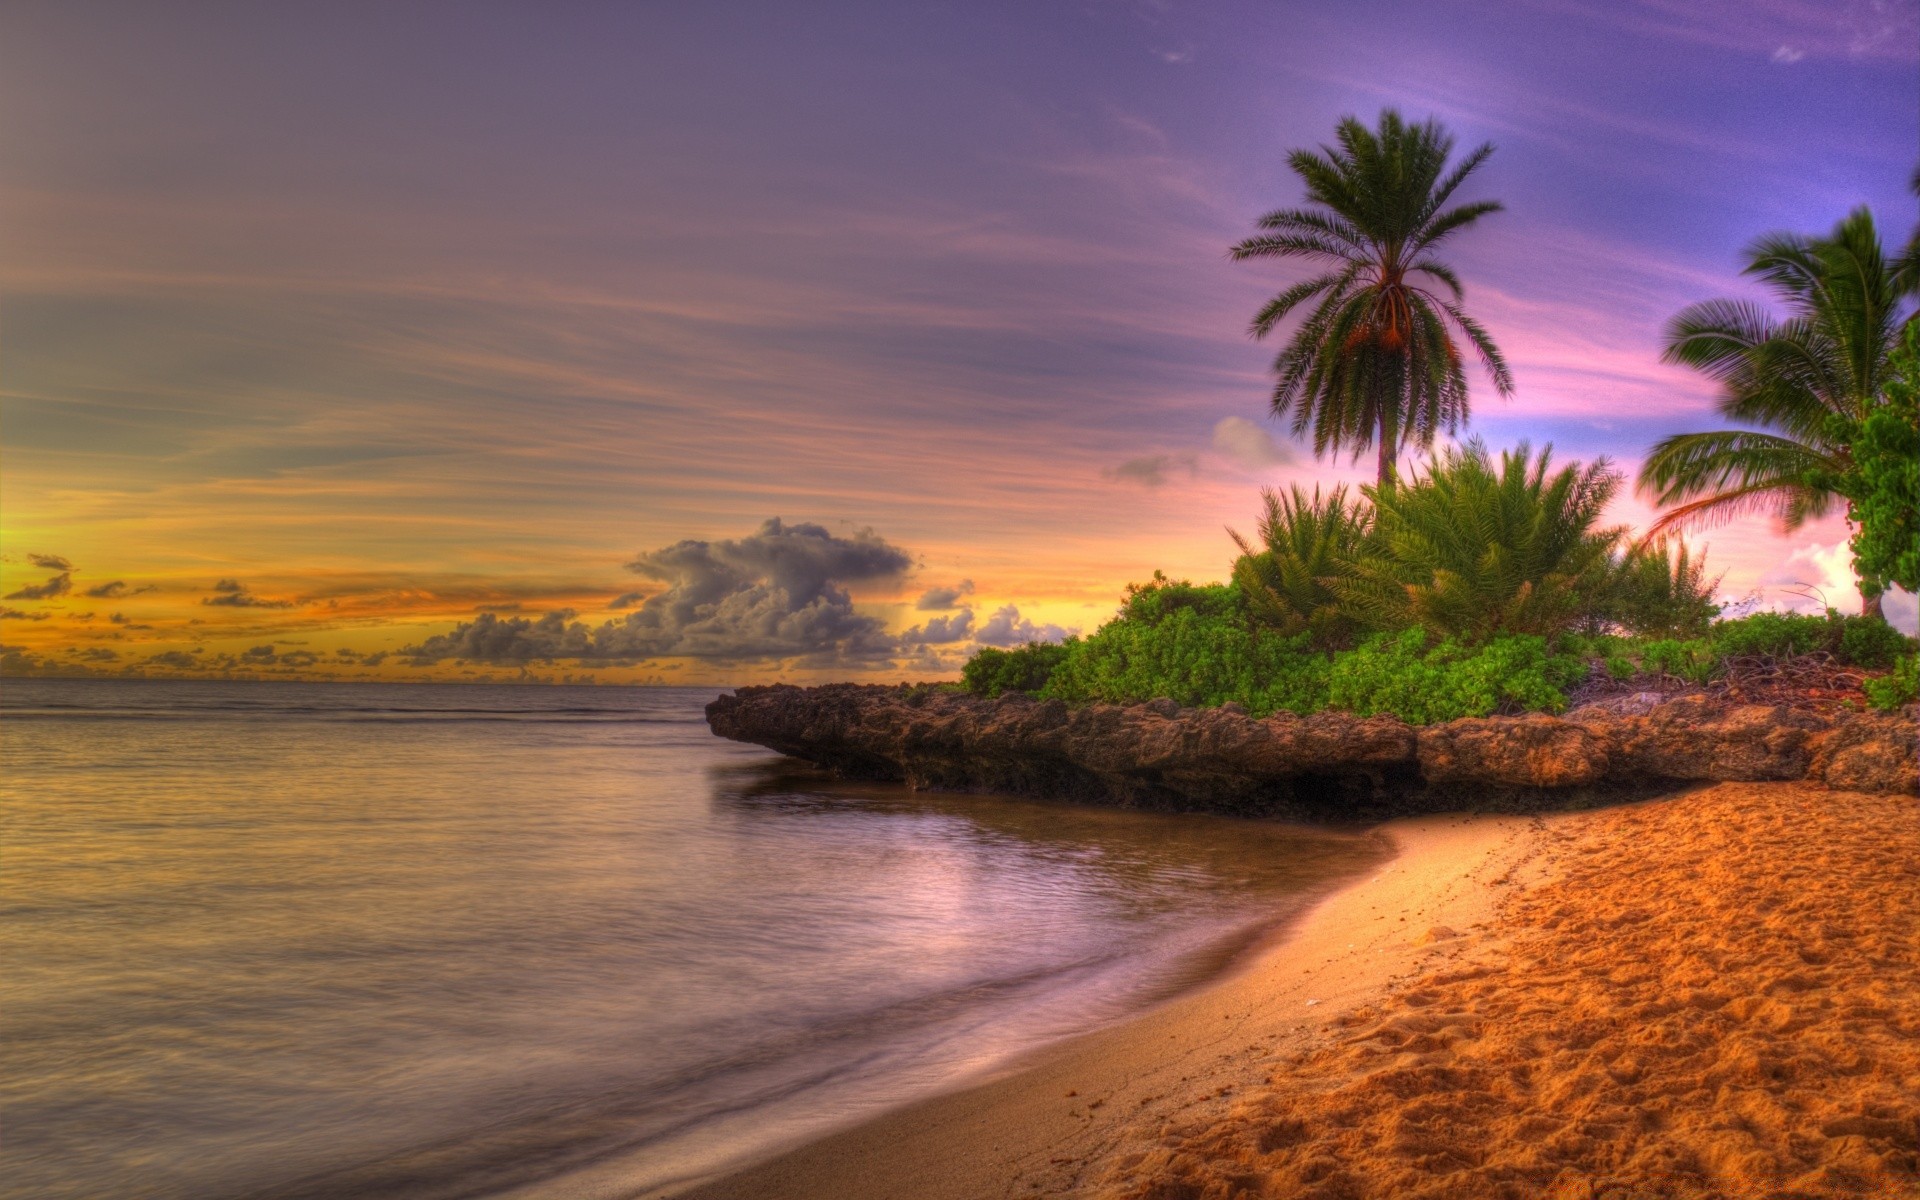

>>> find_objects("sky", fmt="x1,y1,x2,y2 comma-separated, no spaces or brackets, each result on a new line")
2,0,1916,685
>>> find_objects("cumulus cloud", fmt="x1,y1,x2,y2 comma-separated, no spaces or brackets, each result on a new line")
916,580,975,610
403,518,914,664
108,612,154,629
202,579,297,608
900,609,975,646
6,573,71,600
1212,416,1295,469
74,647,120,663
973,604,1074,647
144,650,202,669
1105,454,1196,488
1,607,50,620
608,591,647,609
29,554,74,571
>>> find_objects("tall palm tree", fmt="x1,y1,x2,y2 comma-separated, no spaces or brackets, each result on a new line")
1638,207,1914,617
1231,110,1514,486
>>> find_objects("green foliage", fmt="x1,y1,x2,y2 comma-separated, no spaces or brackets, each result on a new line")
1639,208,1911,615
1039,601,1330,717
1326,629,1584,724
1115,572,1244,625
1634,638,1717,683
1231,109,1511,484
1609,538,1722,638
960,641,1075,698
1864,653,1918,711
1335,441,1624,640
1708,611,1834,659
1229,485,1367,646
1839,614,1912,670
1849,322,1920,594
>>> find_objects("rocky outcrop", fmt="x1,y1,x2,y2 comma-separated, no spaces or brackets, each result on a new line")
706,684,1918,817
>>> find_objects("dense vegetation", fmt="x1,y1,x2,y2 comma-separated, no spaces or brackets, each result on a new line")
960,444,1916,721
963,119,1917,724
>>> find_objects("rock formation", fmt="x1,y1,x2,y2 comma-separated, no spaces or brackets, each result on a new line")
706,684,1917,817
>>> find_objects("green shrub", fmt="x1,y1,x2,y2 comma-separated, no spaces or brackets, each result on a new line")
1635,638,1717,683
1040,604,1330,716
1864,653,1918,711
1335,441,1625,641
961,641,1074,697
1609,538,1721,638
1230,485,1367,646
1325,629,1583,724
1839,615,1913,669
1709,611,1834,659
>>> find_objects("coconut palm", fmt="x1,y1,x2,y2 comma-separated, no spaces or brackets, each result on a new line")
1231,110,1514,486
1638,207,1913,617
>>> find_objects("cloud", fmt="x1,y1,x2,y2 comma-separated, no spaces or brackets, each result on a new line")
608,591,647,609
612,517,913,661
403,518,914,664
108,612,155,629
1771,44,1806,62
1104,453,1196,487
916,580,975,610
29,554,74,571
84,580,156,598
5,573,72,600
1,607,50,621
242,644,278,661
201,578,297,608
1211,416,1295,469
900,608,975,646
973,604,1074,647
74,647,120,662
143,650,202,669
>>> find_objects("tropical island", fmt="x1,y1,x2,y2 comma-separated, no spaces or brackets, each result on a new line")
698,114,1920,1200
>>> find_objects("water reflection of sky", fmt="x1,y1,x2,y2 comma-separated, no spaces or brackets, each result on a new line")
1,680,1388,1200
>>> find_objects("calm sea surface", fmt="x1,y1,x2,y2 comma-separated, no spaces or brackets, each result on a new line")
1,678,1389,1200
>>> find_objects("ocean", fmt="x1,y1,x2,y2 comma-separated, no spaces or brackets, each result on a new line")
0,678,1389,1199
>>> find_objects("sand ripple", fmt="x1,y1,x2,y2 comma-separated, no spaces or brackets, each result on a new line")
1102,784,1920,1199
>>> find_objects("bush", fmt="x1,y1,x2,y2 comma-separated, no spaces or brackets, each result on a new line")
1326,629,1584,724
1609,539,1721,638
1708,611,1834,659
1040,603,1330,716
1839,615,1913,670
1336,441,1625,640
1635,638,1717,683
1230,485,1367,646
1864,653,1918,711
961,641,1074,697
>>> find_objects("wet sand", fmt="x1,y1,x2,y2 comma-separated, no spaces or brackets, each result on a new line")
668,783,1920,1199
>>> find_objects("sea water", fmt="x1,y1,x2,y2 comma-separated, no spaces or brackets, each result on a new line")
0,678,1387,1199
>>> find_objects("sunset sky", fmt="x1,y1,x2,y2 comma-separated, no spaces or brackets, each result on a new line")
2,0,1916,684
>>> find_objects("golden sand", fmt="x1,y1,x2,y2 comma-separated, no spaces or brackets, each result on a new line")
1101,784,1920,1199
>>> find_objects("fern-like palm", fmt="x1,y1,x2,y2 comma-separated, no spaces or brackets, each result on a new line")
1639,207,1913,615
1231,110,1514,485
1229,485,1367,645
1337,441,1623,639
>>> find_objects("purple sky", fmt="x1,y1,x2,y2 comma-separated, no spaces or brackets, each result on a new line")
2,1,1916,680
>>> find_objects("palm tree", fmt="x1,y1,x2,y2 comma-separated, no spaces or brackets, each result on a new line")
1638,207,1914,618
1231,110,1514,486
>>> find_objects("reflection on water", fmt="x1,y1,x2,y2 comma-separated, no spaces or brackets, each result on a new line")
0,679,1389,1200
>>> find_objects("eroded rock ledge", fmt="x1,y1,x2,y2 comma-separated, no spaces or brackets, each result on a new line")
706,684,1917,817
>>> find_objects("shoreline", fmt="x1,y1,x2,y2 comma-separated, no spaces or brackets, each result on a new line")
664,780,1920,1198
659,808,1553,1200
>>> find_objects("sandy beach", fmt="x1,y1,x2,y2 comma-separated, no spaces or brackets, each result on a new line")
672,782,1919,1200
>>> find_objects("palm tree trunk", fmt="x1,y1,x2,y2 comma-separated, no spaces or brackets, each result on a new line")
1376,413,1396,488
